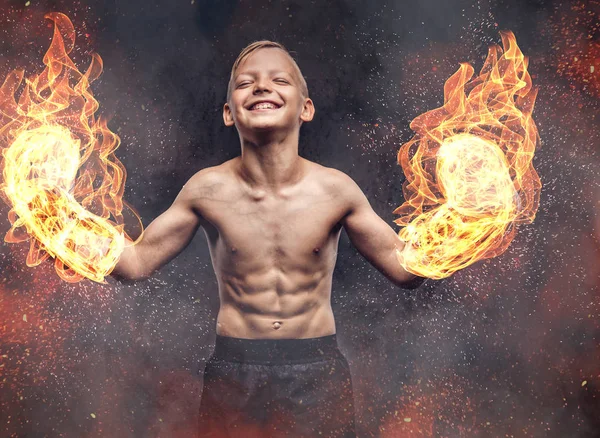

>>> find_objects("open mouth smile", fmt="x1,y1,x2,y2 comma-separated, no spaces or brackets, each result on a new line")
248,101,282,111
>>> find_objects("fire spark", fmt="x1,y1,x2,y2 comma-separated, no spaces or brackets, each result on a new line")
395,31,541,279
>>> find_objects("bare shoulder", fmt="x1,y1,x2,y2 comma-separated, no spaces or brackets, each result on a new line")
306,161,363,199
181,158,238,200
304,160,365,213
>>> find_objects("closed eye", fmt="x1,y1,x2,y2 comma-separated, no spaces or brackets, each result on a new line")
274,78,289,84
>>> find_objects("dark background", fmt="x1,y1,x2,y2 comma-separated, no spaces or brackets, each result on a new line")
0,0,599,436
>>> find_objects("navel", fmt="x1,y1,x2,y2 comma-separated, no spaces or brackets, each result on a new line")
272,321,282,330
313,247,320,254
230,247,238,254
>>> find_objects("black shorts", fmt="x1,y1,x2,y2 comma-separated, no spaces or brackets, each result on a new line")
197,335,356,438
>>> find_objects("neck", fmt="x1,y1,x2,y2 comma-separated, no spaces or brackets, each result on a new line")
238,130,303,189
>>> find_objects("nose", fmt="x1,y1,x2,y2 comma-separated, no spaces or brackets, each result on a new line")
253,76,271,94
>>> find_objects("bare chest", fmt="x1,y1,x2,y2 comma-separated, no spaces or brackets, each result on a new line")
203,190,344,266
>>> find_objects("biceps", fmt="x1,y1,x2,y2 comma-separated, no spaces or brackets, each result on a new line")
141,203,201,258
344,205,399,257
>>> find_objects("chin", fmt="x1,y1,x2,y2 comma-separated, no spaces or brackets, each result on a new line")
248,122,289,133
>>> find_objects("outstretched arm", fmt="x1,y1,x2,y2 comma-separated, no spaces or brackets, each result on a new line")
111,173,205,281
339,173,425,289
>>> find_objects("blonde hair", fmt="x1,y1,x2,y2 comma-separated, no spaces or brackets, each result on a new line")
227,40,309,101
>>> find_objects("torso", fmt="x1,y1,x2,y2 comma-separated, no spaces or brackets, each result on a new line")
192,157,349,339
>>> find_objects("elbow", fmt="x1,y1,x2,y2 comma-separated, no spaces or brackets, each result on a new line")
127,267,153,282
383,265,426,289
109,269,138,283
109,264,151,283
111,272,149,284
395,274,427,290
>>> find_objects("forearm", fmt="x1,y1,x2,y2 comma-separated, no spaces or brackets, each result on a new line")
111,236,172,281
347,222,424,288
344,207,427,288
383,244,425,289
110,241,146,281
111,212,200,282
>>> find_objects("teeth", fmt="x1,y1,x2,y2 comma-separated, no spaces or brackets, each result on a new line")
252,102,277,110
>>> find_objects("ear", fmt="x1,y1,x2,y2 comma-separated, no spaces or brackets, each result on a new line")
223,103,235,127
300,98,315,123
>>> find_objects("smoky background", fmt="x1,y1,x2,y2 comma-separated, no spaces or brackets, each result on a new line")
0,0,598,436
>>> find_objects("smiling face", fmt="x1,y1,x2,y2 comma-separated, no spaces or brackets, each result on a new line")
223,47,314,139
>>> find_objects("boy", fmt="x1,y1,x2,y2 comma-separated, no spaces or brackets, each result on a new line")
112,41,421,437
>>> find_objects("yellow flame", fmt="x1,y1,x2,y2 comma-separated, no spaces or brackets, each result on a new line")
0,13,140,283
395,31,541,279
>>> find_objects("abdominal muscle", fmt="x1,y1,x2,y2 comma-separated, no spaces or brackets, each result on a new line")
215,267,337,339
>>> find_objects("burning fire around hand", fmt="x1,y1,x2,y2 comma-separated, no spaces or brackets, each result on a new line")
0,13,140,283
395,31,541,279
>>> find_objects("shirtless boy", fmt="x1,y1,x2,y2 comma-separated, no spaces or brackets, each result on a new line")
111,41,421,437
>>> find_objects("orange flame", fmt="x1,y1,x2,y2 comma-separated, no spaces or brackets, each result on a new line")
0,13,140,283
395,31,541,279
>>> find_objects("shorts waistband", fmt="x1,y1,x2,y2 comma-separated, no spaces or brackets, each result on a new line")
212,334,341,365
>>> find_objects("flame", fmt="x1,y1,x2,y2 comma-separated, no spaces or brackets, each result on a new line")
395,31,541,279
0,13,140,283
